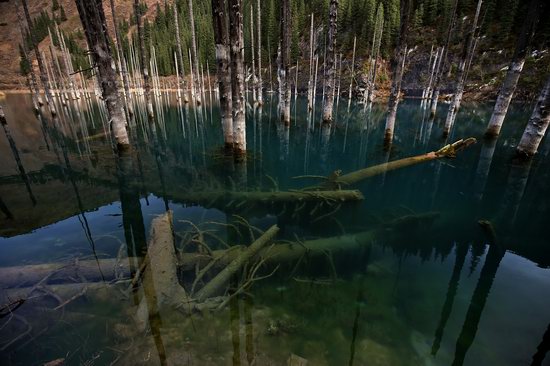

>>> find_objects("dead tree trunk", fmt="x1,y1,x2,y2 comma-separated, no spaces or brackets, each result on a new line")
109,0,133,118
278,0,291,125
21,0,56,116
189,0,202,104
383,0,411,146
229,0,246,153
430,0,459,117
174,3,188,103
212,0,234,150
75,0,130,150
322,0,339,124
516,76,550,157
256,0,263,105
250,4,257,103
485,0,541,138
307,13,315,111
443,0,483,137
134,0,154,120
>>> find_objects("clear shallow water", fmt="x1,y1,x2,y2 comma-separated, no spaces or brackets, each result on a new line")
0,93,549,365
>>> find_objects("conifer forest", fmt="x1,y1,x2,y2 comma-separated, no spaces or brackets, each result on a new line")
1,0,550,365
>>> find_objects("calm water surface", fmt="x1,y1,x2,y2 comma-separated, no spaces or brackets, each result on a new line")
0,93,549,365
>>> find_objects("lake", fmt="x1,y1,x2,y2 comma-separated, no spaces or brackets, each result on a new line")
0,92,549,365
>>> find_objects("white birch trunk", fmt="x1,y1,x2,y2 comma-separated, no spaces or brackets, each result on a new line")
516,76,550,157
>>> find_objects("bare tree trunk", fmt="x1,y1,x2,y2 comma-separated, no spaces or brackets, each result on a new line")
307,13,315,111
189,0,202,105
383,0,411,146
347,36,356,108
21,0,56,116
443,0,483,137
485,0,541,138
430,0,459,117
174,3,188,103
278,0,291,125
75,0,130,150
229,0,246,153
250,4,257,103
322,0,339,124
109,0,133,118
516,76,550,157
256,0,263,105
366,4,384,103
134,0,154,120
212,0,234,150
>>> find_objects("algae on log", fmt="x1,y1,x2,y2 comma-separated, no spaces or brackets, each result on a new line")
316,138,477,189
135,211,189,329
194,225,279,302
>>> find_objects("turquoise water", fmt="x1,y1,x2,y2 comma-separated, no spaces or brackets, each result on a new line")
0,93,549,365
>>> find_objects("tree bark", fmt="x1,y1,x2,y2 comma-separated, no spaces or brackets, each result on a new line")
134,0,154,120
278,0,291,126
256,0,263,105
322,0,339,124
212,0,234,150
229,0,246,153
443,0,483,137
173,4,188,103
189,0,202,105
516,76,550,157
307,13,315,111
21,0,56,116
383,0,411,145
109,0,133,118
75,0,130,150
485,0,541,138
430,0,459,117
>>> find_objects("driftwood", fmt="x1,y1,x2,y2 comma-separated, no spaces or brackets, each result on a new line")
309,138,477,189
135,211,190,329
194,225,279,302
0,213,440,290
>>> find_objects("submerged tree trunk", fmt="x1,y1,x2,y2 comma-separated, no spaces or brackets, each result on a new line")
134,0,154,120
229,0,246,153
256,0,263,105
278,0,291,125
430,0,459,117
322,0,339,124
189,0,202,105
21,0,56,116
485,0,541,138
212,0,234,150
516,76,550,157
109,0,133,118
442,0,483,137
383,0,411,146
75,0,130,150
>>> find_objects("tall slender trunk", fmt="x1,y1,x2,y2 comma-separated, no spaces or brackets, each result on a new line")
174,4,188,103
443,0,483,137
366,4,384,103
485,0,541,138
21,0,56,116
250,4,257,103
109,0,133,117
256,0,263,105
322,0,339,124
229,0,246,153
74,0,130,150
383,0,411,145
430,0,459,117
15,5,41,112
307,13,315,111
134,0,154,120
189,0,202,104
347,36,356,108
516,76,550,157
212,0,233,149
278,0,291,125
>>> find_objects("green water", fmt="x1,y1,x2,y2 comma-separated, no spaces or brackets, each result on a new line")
0,93,549,365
